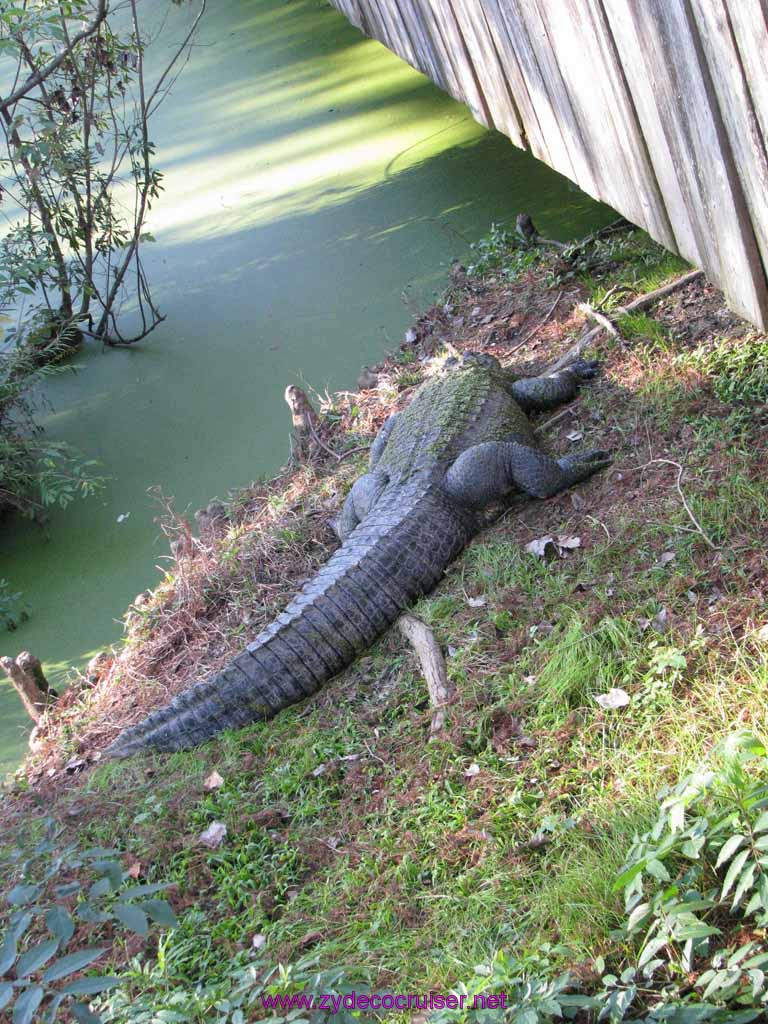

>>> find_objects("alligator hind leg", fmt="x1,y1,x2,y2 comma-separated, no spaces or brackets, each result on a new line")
369,413,399,469
508,360,599,412
335,470,389,540
444,440,610,508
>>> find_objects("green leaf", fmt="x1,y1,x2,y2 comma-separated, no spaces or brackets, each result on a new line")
722,847,752,900
45,906,74,946
12,985,44,1024
674,922,721,940
753,811,768,833
76,903,111,924
744,890,762,916
140,899,178,929
716,833,746,868
119,883,169,898
71,1002,102,1024
6,885,40,906
88,877,111,899
41,947,106,983
54,882,80,898
612,861,644,892
626,902,651,933
733,862,758,909
16,939,59,977
112,903,148,936
645,858,670,881
9,913,34,942
0,982,13,1011
93,860,122,890
61,976,122,996
0,933,17,974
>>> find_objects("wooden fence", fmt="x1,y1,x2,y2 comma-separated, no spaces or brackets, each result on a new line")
329,0,768,330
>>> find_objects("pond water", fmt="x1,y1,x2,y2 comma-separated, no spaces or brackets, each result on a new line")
0,0,614,776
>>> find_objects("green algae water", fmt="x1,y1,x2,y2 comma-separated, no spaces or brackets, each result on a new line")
0,0,614,776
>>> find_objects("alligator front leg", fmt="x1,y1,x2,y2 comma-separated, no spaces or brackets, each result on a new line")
507,360,599,412
443,440,611,508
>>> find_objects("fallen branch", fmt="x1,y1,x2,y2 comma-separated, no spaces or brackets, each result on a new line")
538,403,577,433
544,269,705,374
397,613,452,737
0,651,58,724
578,302,621,340
617,270,704,317
545,323,603,374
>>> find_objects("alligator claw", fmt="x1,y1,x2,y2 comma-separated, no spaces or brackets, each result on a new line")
570,358,601,380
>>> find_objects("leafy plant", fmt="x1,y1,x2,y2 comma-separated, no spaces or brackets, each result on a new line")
428,946,587,1024
0,817,178,1023
99,952,373,1024
0,340,105,520
0,578,29,631
466,223,541,281
613,731,768,1014
0,0,205,348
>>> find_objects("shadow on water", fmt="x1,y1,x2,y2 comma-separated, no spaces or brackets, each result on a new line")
0,0,615,774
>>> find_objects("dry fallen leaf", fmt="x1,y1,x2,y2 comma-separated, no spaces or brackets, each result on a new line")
464,763,481,778
467,595,487,608
594,688,631,710
525,535,557,559
204,770,224,791
657,551,676,567
558,535,582,551
653,607,669,633
198,821,227,849
525,535,581,560
127,861,142,879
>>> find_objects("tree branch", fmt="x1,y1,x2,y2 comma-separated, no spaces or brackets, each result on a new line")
0,0,108,116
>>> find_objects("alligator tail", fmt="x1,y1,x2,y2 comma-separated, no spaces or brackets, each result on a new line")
105,488,473,757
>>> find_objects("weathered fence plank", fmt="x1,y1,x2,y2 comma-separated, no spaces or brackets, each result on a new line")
393,0,452,93
375,2,420,70
426,1,493,129
480,0,572,177
331,0,363,31
326,0,768,329
535,1,676,250
692,0,768,275
600,0,768,327
449,0,525,147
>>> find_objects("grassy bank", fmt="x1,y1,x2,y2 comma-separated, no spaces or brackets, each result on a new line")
3,227,768,1022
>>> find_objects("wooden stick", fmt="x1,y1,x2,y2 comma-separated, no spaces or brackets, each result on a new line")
397,613,452,736
545,323,603,374
635,458,718,549
617,270,704,316
577,302,621,339
0,652,57,723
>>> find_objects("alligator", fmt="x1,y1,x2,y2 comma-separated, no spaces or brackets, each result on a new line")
106,353,610,757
